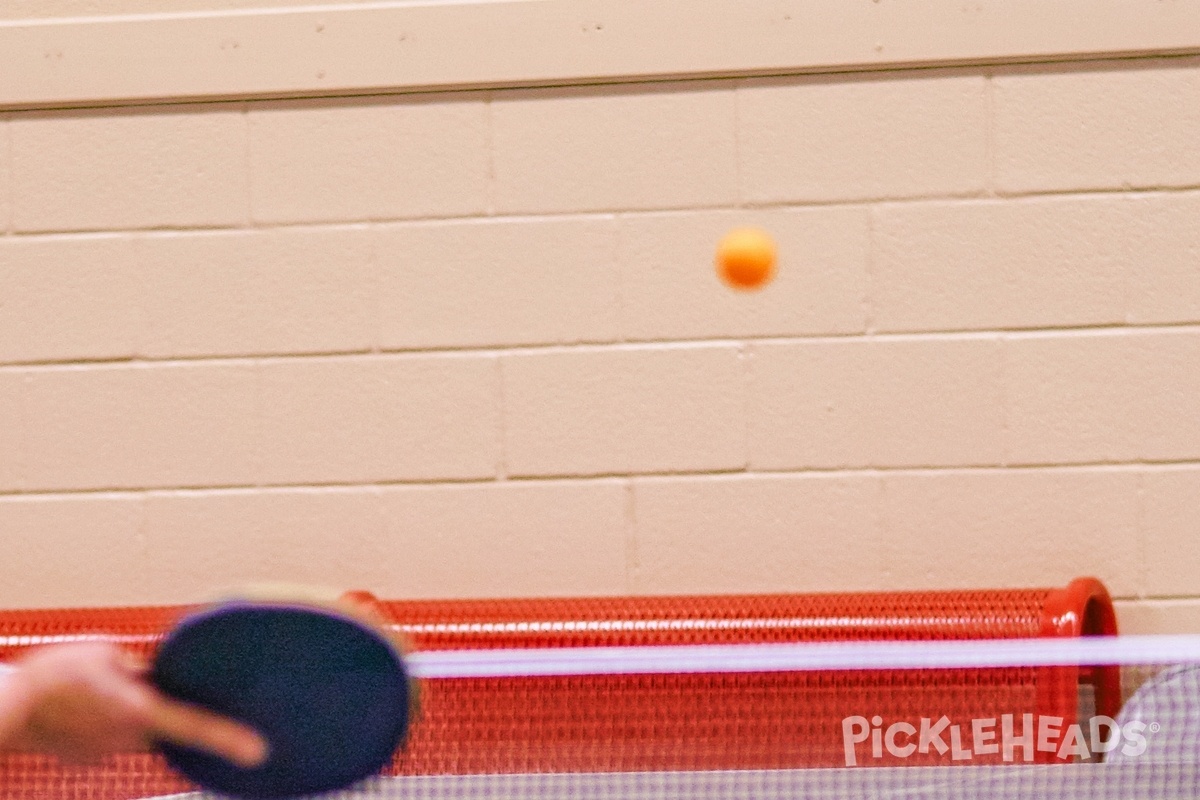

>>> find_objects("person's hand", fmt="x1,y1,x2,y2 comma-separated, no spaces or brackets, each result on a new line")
2,642,267,766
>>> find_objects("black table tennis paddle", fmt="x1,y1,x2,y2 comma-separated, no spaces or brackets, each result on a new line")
151,593,412,799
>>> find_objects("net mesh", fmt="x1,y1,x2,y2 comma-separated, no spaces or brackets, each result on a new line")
7,580,1196,800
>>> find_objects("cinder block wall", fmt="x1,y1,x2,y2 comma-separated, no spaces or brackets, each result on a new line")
2,53,1198,631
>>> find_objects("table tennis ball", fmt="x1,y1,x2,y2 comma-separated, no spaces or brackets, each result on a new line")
716,226,777,290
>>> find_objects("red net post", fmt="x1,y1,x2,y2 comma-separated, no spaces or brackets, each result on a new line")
375,579,1119,774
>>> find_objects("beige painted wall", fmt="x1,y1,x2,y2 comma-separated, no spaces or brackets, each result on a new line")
1,4,1198,634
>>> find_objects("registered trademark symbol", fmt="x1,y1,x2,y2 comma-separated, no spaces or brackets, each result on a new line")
1150,723,1161,733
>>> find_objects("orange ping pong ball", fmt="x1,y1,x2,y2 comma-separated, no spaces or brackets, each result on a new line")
716,226,777,290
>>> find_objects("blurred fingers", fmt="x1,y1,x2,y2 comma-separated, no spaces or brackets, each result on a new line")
141,694,268,768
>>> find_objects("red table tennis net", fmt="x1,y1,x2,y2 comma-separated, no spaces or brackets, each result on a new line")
0,578,1117,799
